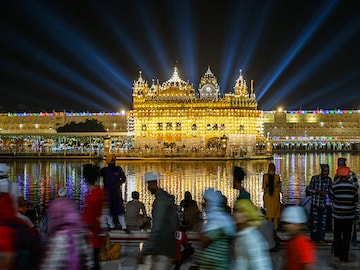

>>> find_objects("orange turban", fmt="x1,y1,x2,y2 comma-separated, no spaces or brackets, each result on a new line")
105,154,116,164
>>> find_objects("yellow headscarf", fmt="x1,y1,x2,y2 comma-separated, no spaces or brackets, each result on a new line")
234,199,264,227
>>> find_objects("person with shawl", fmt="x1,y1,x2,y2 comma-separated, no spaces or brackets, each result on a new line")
193,188,236,269
180,191,202,231
100,154,129,233
39,197,94,270
262,163,282,229
232,199,273,270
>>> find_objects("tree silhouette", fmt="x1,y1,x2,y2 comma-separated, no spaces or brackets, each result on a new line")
57,119,106,132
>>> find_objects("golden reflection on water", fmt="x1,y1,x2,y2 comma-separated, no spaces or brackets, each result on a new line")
5,152,360,215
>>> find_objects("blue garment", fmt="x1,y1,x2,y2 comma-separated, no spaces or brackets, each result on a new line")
197,188,236,269
237,189,251,200
100,165,126,216
310,204,327,241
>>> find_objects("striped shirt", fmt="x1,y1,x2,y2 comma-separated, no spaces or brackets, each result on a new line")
196,227,234,269
334,171,358,187
329,181,358,219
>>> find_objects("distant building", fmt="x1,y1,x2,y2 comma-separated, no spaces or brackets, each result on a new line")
263,108,360,151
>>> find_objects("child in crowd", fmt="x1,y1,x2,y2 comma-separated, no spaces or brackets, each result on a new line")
281,205,316,270
174,226,194,270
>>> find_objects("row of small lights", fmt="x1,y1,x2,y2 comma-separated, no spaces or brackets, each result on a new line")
7,111,127,117
265,108,360,114
7,109,359,117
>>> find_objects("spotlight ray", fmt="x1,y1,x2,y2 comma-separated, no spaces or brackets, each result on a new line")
220,2,249,93
257,1,339,100
171,0,197,83
220,1,273,93
94,2,157,81
22,1,132,103
291,70,360,110
2,57,105,111
131,1,172,74
261,14,360,110
1,29,122,109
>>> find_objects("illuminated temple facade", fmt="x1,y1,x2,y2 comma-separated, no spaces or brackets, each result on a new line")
128,66,264,154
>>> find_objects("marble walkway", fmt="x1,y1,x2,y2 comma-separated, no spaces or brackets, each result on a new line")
99,230,360,270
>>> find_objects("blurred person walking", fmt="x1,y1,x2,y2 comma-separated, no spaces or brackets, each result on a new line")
100,154,129,233
329,166,358,263
258,208,281,252
262,162,282,230
233,166,250,200
125,191,151,230
0,192,17,270
180,191,202,231
232,199,273,270
0,188,41,270
40,196,93,270
83,163,109,270
0,163,22,209
191,188,236,269
281,205,316,270
307,164,332,244
137,172,178,270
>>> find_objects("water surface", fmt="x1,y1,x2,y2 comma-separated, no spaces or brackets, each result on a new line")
4,152,359,215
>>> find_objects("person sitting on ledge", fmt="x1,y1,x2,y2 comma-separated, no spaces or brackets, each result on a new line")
125,191,151,230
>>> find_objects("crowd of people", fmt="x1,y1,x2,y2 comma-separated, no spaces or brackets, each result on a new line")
1,155,359,269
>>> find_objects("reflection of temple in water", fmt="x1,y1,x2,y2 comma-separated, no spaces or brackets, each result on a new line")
12,153,360,216
10,159,267,215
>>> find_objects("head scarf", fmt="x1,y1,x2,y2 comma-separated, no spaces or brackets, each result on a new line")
337,166,350,178
0,163,9,176
47,197,85,236
234,199,264,227
202,188,235,236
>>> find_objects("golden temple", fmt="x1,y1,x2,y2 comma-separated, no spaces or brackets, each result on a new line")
128,66,264,156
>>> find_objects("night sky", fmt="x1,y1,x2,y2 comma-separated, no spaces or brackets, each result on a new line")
1,0,359,112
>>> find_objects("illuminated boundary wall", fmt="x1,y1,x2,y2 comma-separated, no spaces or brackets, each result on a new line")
263,109,360,142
